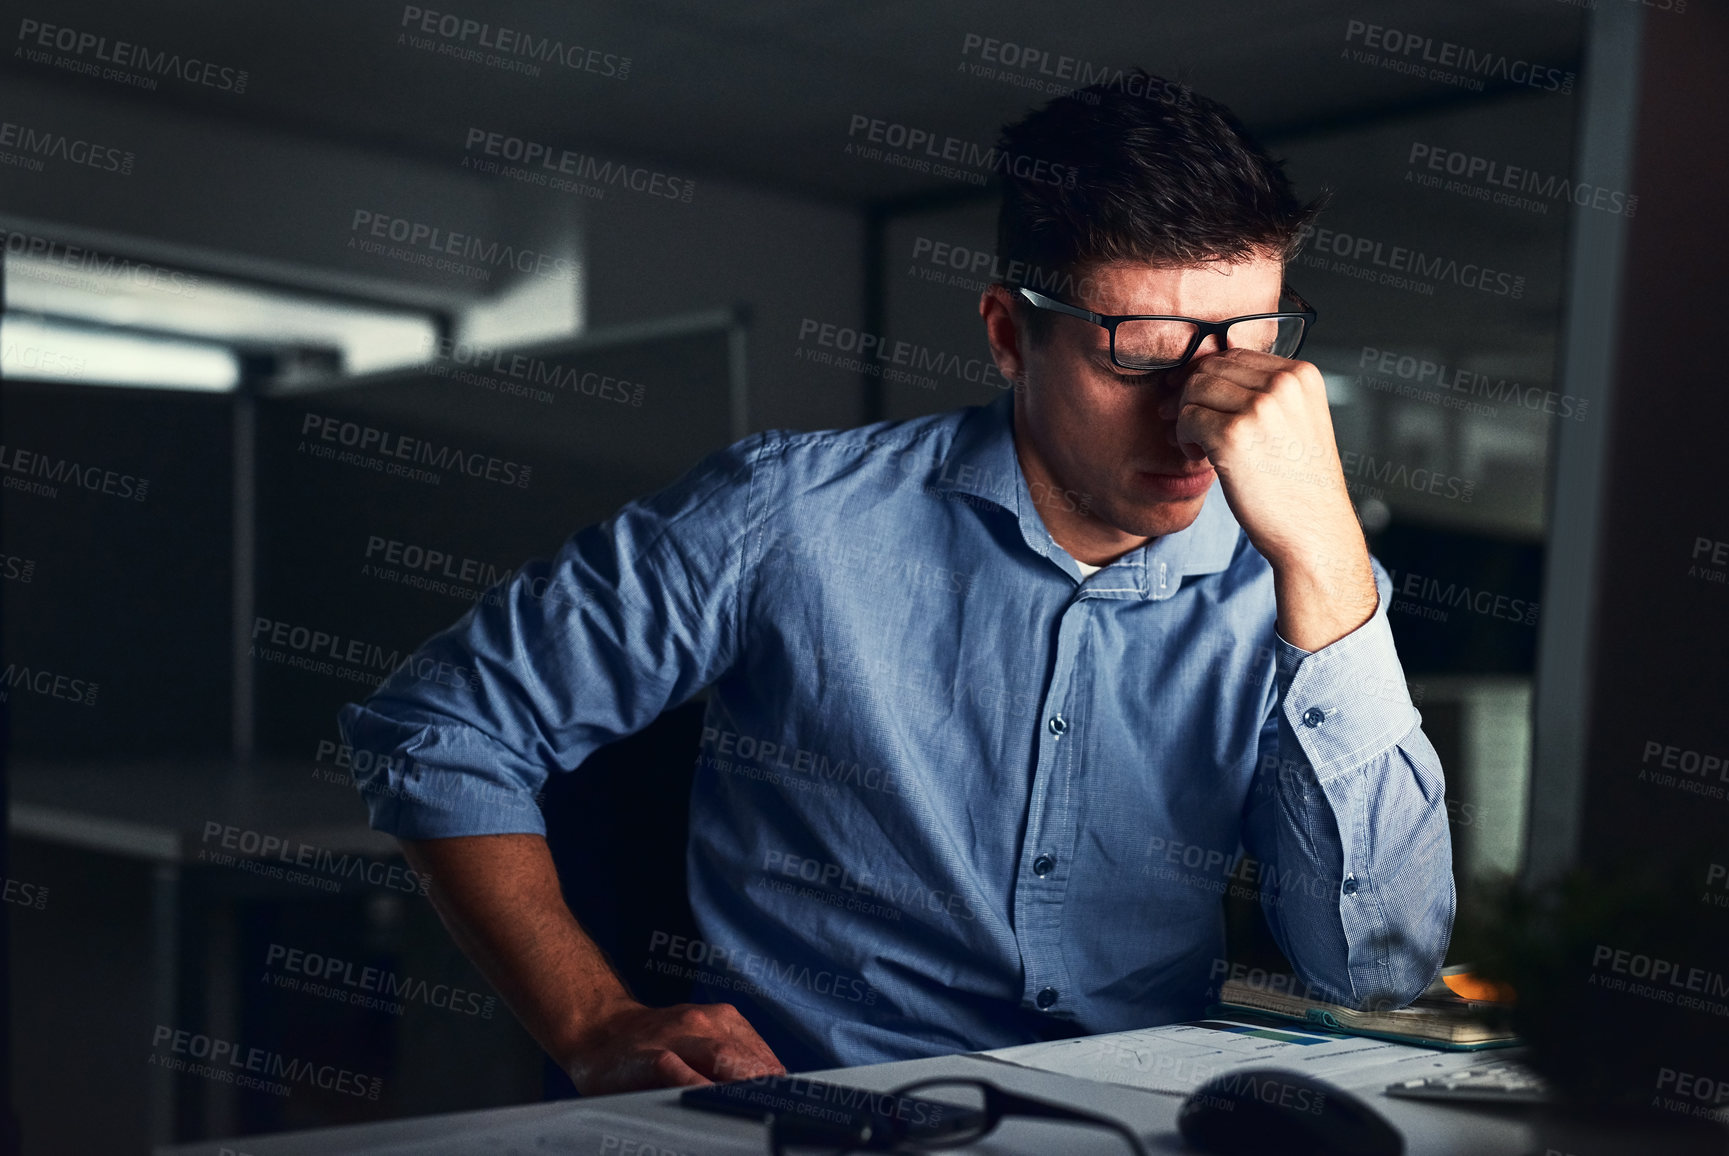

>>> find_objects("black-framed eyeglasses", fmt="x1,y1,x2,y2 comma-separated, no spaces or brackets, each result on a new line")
765,1076,1150,1156
1015,284,1317,372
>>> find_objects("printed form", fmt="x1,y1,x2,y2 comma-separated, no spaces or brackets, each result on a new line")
978,1018,1504,1095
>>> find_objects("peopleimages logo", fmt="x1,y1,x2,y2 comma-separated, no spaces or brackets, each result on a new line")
15,17,250,94
1,875,48,911
795,318,1011,393
462,127,694,203
764,529,975,597
1690,536,1729,589
198,820,433,896
149,1025,381,1100
761,848,978,922
298,411,533,488
348,210,577,284
1407,143,1636,218
646,931,879,1006
364,535,514,590
1357,345,1588,421
1341,450,1474,503
1640,740,1729,783
397,5,630,79
1146,835,1337,907
844,114,1077,188
1295,224,1525,299
0,662,99,707
0,118,133,175
907,235,1100,302
311,738,547,814
700,725,903,798
1558,0,1686,12
263,943,497,1018
1384,566,1539,627
956,33,1192,106
0,338,85,378
430,338,645,407
1189,1072,1328,1118
0,442,148,503
1,227,201,297
1704,864,1729,911
1590,944,1729,1016
251,613,482,692
1653,1068,1729,1123
1342,20,1574,94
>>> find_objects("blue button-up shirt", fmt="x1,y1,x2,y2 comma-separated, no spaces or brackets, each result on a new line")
337,391,1454,1073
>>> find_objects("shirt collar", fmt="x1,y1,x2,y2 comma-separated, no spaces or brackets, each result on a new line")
923,391,1243,600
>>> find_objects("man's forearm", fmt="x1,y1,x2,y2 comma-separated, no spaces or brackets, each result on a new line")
399,831,787,1093
399,833,634,1066
1256,757,1454,1008
1269,541,1378,653
1250,576,1456,1008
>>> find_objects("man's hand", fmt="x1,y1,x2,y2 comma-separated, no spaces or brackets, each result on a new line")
563,998,786,1096
1163,347,1378,650
400,834,784,1099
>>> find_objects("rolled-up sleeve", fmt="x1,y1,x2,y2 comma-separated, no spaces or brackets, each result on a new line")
1240,555,1455,1009
335,431,773,840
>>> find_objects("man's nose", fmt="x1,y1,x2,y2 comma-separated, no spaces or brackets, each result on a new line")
1154,374,1186,420
1153,336,1221,421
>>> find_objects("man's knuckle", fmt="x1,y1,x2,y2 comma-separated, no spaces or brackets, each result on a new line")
698,1003,737,1028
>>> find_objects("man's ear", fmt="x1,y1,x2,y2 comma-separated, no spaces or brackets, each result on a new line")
980,284,1029,386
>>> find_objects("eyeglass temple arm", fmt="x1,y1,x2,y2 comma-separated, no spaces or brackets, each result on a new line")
765,1110,872,1146
988,1089,1152,1156
1281,283,1316,315
1015,286,1101,324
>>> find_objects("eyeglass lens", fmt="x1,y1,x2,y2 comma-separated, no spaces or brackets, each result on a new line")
1113,314,1306,369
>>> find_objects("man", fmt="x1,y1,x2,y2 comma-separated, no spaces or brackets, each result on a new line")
337,73,1454,1097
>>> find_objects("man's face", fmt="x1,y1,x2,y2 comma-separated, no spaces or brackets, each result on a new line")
1000,256,1286,539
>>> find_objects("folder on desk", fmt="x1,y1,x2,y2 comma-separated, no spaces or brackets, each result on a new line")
1213,974,1522,1051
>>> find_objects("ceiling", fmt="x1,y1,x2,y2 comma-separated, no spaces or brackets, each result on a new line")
0,0,1588,205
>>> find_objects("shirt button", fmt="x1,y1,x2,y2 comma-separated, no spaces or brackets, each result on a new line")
1342,873,1359,895
1036,987,1059,1010
1302,707,1326,728
1048,714,1069,736
1032,854,1055,877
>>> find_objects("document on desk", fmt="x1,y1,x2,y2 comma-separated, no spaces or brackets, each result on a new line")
979,1018,1498,1096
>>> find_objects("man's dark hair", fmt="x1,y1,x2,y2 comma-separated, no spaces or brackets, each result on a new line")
996,70,1324,339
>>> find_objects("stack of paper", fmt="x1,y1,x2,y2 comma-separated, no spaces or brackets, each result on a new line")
980,1017,1509,1096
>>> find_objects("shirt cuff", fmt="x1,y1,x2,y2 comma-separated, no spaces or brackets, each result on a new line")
1272,597,1418,783
336,703,548,840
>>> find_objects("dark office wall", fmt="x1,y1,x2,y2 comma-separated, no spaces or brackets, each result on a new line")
254,329,736,760
1577,6,1729,867
0,384,231,758
1507,8,1729,1100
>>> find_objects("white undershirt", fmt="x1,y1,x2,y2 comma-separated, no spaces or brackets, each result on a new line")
1074,558,1103,578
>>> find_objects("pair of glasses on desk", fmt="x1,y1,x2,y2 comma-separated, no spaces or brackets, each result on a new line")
764,1076,1151,1155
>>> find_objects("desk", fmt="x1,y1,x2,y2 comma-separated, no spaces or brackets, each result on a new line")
155,1046,1539,1156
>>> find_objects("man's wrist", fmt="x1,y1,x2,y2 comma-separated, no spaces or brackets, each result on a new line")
1270,542,1378,652
555,987,645,1065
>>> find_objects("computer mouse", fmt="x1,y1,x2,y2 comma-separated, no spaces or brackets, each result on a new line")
1177,1067,1404,1156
